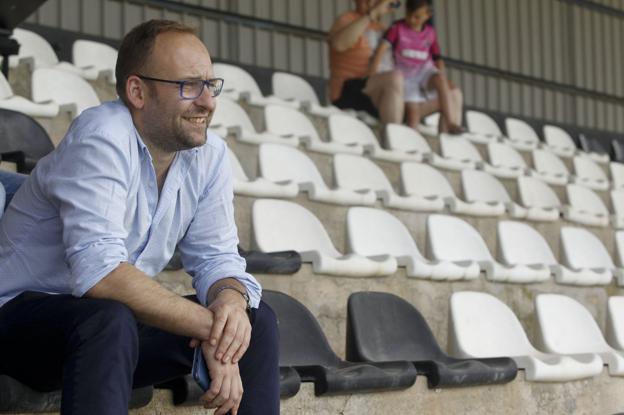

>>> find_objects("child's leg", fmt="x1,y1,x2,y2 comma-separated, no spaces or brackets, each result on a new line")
405,102,422,129
428,74,463,133
364,70,405,124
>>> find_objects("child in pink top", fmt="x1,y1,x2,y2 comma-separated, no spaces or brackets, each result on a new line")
370,0,464,133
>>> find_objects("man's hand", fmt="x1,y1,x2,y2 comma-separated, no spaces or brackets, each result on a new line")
207,286,251,364
199,341,244,415
369,0,397,21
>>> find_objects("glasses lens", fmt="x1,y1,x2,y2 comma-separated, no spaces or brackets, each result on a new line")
208,79,224,97
180,80,204,99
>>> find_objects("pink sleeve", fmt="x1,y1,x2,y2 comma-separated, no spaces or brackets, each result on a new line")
383,22,400,45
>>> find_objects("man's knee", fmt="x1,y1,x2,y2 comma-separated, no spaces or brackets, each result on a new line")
75,300,139,352
251,300,279,347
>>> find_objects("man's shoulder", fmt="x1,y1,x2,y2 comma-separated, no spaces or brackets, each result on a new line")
71,101,134,139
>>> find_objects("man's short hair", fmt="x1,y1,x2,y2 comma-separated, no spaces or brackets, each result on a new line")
115,19,197,105
405,0,432,13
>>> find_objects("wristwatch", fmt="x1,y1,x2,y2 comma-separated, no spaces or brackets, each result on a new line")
214,284,252,320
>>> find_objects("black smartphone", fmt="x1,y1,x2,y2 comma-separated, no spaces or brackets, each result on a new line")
390,1,401,8
192,346,211,392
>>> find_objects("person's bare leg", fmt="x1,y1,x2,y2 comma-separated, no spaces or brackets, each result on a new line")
428,74,463,134
405,102,422,129
414,99,441,131
450,86,464,126
364,70,404,124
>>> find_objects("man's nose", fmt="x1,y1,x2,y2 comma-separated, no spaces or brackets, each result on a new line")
194,85,216,110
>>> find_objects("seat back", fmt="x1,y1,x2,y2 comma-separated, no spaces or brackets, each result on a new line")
32,68,100,116
606,296,624,350
0,108,54,172
427,214,493,262
466,110,502,136
566,184,608,216
228,148,249,182
213,63,263,98
211,97,256,132
334,154,392,192
347,207,422,258
532,149,570,176
72,39,117,79
252,199,340,256
612,140,624,163
615,231,624,267
423,112,439,127
579,135,609,157
543,125,576,151
272,72,319,105
264,104,320,140
262,290,341,367
573,156,607,182
328,113,379,148
384,123,432,154
258,143,325,187
560,226,614,270
517,176,561,209
400,162,455,199
449,291,536,357
611,190,624,216
487,142,527,169
497,221,558,266
535,294,610,354
462,169,512,204
347,291,444,362
0,72,14,99
504,118,540,145
10,28,59,68
440,134,483,163
610,162,624,189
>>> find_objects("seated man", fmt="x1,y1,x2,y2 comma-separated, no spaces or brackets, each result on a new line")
0,20,279,415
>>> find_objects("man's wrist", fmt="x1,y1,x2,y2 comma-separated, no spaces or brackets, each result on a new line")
214,285,251,316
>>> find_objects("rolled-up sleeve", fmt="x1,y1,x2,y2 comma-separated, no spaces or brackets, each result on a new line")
44,131,130,297
178,141,261,308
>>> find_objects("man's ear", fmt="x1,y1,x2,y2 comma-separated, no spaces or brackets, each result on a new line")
126,75,146,110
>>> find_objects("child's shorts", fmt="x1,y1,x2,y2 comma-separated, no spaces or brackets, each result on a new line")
404,61,439,103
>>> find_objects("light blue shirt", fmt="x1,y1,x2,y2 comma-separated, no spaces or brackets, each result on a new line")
0,100,261,308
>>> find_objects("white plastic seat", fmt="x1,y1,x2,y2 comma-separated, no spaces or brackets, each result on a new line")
72,39,117,83
265,105,363,155
464,110,502,144
606,297,624,350
535,294,623,376
556,227,614,285
417,112,439,136
0,71,59,117
610,162,624,189
486,141,530,179
32,68,100,118
383,123,434,162
258,144,375,206
334,154,435,211
9,28,81,75
611,190,624,229
504,117,541,151
516,176,561,222
462,170,526,218
211,99,297,146
228,148,298,198
401,162,500,216
543,125,577,158
572,155,609,191
563,184,609,227
271,71,342,117
497,221,555,281
252,199,396,276
347,207,474,280
449,291,604,382
427,214,548,282
531,149,572,186
438,134,498,173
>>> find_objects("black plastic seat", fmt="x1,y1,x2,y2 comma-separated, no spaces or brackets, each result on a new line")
262,290,417,396
238,246,302,274
579,134,610,160
346,291,517,388
0,375,153,412
612,140,624,163
0,108,54,173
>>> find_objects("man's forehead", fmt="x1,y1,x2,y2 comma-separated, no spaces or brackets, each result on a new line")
151,32,213,78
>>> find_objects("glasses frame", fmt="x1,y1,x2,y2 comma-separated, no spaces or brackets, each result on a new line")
136,75,224,100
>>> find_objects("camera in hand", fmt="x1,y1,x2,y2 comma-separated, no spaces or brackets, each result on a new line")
390,1,401,8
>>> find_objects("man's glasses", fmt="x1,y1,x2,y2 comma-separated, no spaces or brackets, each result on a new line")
137,75,224,100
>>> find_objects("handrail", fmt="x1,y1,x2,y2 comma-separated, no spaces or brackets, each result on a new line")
557,0,624,18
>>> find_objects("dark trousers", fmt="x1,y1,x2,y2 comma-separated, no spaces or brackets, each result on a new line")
0,291,280,414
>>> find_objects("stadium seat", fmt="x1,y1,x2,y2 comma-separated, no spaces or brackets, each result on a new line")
427,214,549,283
531,149,572,186
461,169,526,218
0,108,54,173
610,190,624,229
504,117,542,151
383,123,435,162
259,144,375,205
401,162,501,216
579,135,610,164
72,39,117,83
8,28,81,74
334,154,439,211
417,112,439,136
562,184,610,227
238,246,302,275
252,199,396,276
449,291,604,381
516,176,561,221
543,125,577,158
228,148,298,198
556,227,614,285
438,134,499,173
265,105,364,155
485,141,530,179
262,290,417,395
212,99,297,146
32,68,100,118
606,296,624,350
464,110,502,144
610,162,624,189
535,294,624,375
572,155,609,191
497,221,555,278
0,71,59,117
614,232,624,286
612,140,624,164
271,71,341,117
346,207,475,280
346,291,517,388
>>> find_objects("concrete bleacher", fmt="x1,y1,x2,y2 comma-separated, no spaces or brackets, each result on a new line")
3,33,624,414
